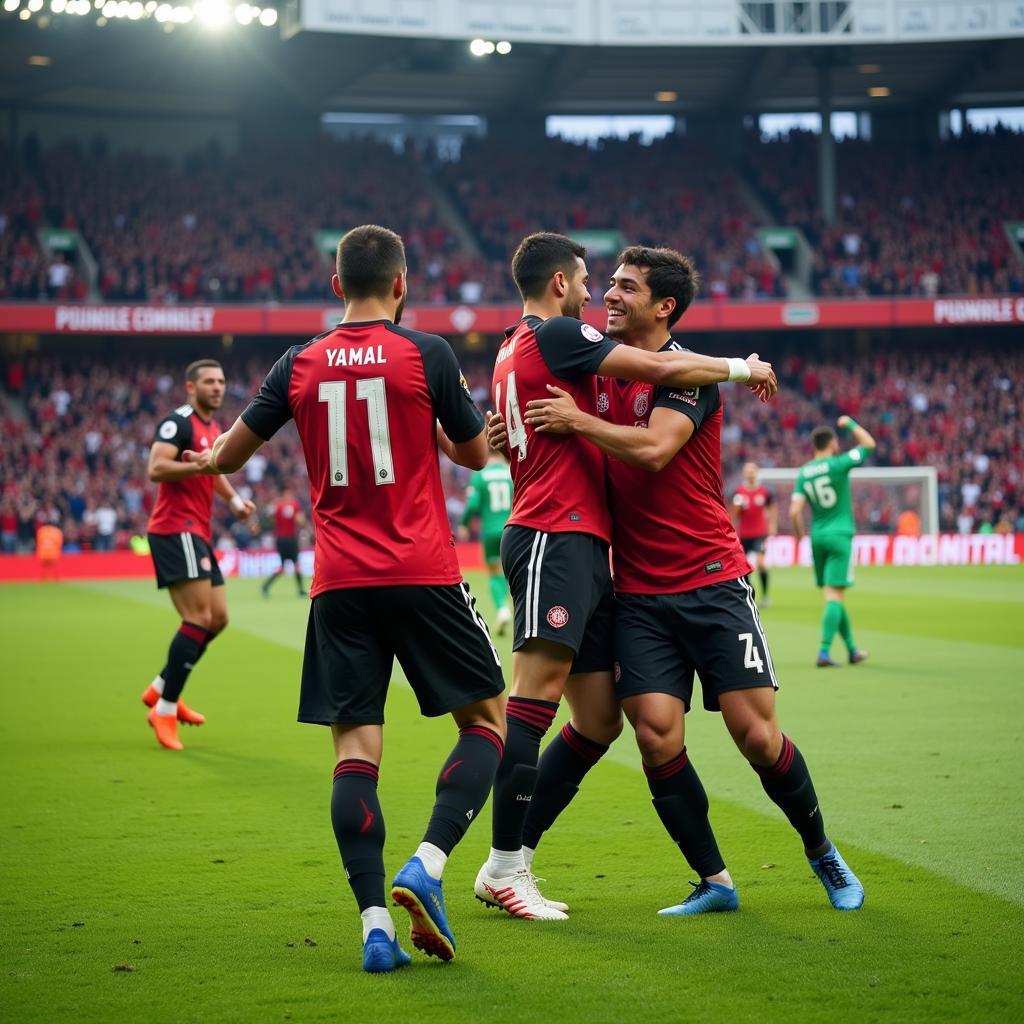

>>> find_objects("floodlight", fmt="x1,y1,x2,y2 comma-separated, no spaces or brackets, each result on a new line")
195,0,228,27
257,5,274,24
496,40,511,54
469,38,488,57
4,0,21,11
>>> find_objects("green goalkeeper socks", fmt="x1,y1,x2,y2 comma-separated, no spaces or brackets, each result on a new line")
489,573,510,615
821,600,844,653
838,604,857,653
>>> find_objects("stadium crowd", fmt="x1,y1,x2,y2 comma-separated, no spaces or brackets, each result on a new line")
1,345,1019,555
7,128,1021,306
745,127,1024,298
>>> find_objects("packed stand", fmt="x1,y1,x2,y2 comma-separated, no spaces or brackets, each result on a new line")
721,348,1023,533
441,134,784,302
745,126,1024,298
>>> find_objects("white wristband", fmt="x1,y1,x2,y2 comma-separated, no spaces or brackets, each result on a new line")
726,357,751,383
230,495,246,514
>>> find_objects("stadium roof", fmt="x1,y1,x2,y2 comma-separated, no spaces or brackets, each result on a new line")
2,19,1023,120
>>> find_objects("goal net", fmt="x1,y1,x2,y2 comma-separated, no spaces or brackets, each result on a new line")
754,466,940,535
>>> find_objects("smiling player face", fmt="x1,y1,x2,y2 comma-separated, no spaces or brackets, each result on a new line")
559,256,591,320
603,263,660,339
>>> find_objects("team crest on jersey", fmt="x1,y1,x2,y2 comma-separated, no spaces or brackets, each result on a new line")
200,436,209,448
459,372,473,399
633,392,650,418
159,420,178,440
546,606,570,629
200,556,212,572
580,323,604,343
597,392,610,414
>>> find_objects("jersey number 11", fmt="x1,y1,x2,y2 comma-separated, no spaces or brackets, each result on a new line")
319,378,395,487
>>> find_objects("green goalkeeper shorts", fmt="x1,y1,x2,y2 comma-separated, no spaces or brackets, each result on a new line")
482,531,503,564
812,534,855,588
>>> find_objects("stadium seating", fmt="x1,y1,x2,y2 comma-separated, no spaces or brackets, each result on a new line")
2,347,1019,551
7,129,1020,303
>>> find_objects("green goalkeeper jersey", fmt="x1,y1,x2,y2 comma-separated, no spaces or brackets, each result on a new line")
794,446,871,537
461,461,513,537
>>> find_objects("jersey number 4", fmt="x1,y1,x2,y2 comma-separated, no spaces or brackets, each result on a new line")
319,378,395,487
494,371,528,462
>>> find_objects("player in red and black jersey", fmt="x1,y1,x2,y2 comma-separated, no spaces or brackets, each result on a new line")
524,247,863,913
732,463,777,607
141,359,256,751
261,485,307,598
477,232,778,919
183,226,507,972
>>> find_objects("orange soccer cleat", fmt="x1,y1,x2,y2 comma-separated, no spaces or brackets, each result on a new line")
147,707,184,751
141,686,205,725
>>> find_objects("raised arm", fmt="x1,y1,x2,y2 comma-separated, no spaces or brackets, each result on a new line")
789,492,808,542
837,415,877,452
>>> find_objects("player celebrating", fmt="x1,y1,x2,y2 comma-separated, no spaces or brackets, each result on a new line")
523,246,864,914
731,462,777,608
476,232,777,921
458,450,514,635
142,359,256,751
184,225,506,973
261,485,307,598
790,418,877,667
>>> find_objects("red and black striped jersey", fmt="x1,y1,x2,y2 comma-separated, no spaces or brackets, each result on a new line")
147,404,220,542
492,314,618,543
241,320,483,597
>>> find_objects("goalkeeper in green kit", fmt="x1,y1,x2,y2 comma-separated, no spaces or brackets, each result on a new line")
458,450,514,635
790,416,877,668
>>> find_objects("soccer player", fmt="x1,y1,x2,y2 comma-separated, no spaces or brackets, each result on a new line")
476,232,777,920
522,246,864,914
458,451,514,635
184,225,507,973
732,462,776,607
790,418,877,667
261,485,307,598
142,359,256,752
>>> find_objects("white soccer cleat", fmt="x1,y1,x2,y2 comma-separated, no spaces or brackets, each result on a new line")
495,606,513,636
474,865,569,920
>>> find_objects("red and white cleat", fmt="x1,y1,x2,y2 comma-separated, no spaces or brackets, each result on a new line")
474,866,568,920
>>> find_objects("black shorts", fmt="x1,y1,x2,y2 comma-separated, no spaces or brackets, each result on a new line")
614,576,778,712
276,536,300,565
501,525,614,674
148,532,224,589
299,582,505,725
742,536,767,556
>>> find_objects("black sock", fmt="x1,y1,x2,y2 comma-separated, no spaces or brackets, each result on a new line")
522,723,608,850
331,759,386,911
759,568,769,598
295,570,305,593
645,749,726,879
158,627,216,685
263,570,281,592
423,726,504,854
160,622,209,703
491,696,559,851
751,735,826,853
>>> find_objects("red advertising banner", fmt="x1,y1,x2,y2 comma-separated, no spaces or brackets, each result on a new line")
3,297,1023,337
2,535,1019,583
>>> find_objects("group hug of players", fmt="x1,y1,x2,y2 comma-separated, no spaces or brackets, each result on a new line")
141,226,873,974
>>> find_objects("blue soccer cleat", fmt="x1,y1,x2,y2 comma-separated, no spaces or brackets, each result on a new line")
391,857,456,961
657,880,739,916
809,845,865,910
362,928,411,974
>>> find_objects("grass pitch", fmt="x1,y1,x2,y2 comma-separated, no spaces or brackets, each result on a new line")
1,565,1021,1023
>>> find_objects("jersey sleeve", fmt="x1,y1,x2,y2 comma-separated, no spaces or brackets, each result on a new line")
835,445,870,474
419,334,485,444
652,382,720,429
535,317,619,381
460,473,482,525
152,412,192,455
241,347,299,441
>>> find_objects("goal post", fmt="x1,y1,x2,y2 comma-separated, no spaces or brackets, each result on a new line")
755,466,940,535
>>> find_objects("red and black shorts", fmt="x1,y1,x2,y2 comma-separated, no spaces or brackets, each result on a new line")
500,525,614,674
276,536,300,565
299,582,505,726
148,531,224,589
614,577,778,712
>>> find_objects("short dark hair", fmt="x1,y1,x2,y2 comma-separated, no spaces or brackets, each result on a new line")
185,359,222,383
511,232,586,301
812,427,836,451
617,246,700,328
336,225,406,299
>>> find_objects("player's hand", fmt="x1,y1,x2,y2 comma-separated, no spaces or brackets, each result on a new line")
837,415,851,430
182,449,215,472
230,496,257,521
524,385,581,434
743,353,778,402
456,525,469,542
485,410,509,454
